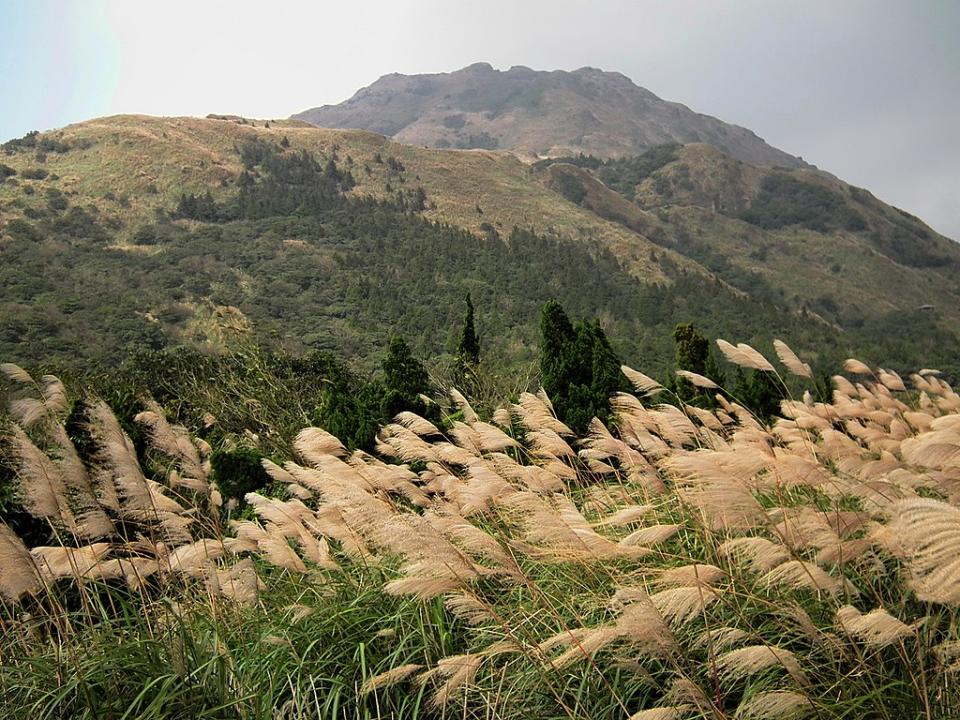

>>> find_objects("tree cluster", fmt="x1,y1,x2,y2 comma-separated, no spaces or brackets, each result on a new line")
538,300,629,434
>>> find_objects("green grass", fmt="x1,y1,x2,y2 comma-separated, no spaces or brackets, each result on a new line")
0,570,451,719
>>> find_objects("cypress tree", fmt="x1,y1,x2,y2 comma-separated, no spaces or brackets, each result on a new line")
734,368,782,422
672,323,709,375
381,336,431,418
457,293,481,365
539,300,576,404
315,381,385,451
671,322,724,405
538,300,626,434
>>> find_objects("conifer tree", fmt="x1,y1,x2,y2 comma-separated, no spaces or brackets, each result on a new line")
457,293,480,366
734,368,781,422
316,381,385,451
382,336,431,418
538,300,626,433
671,322,724,405
672,323,709,375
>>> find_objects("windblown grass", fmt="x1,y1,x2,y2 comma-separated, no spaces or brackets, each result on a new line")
2,340,959,718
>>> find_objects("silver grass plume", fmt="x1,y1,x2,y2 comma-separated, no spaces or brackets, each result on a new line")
716,339,776,373
773,340,812,379
0,523,41,601
7,426,77,531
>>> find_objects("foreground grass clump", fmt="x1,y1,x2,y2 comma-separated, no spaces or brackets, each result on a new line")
1,340,960,718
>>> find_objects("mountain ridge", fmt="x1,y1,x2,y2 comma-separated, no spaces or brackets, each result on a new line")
293,63,811,169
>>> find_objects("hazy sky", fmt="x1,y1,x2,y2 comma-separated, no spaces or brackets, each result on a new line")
1,0,957,238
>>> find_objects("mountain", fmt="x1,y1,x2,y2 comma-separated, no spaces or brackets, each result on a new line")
293,63,809,168
1,114,958,380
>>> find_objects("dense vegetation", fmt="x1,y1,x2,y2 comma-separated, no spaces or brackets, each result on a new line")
595,144,682,199
737,173,866,233
0,302,786,536
534,144,680,202
4,135,957,389
3,125,960,718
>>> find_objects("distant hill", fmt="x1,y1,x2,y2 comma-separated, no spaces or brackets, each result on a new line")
293,63,809,168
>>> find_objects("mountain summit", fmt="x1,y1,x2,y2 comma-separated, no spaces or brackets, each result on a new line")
293,63,807,167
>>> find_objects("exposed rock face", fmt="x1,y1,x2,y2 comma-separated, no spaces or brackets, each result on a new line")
293,63,808,168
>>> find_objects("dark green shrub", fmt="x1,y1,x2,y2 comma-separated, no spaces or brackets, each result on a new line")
211,447,271,501
552,171,587,205
4,218,41,241
739,172,866,232
595,144,681,199
45,188,68,212
1,129,38,153
20,167,49,180
539,300,628,434
442,114,466,130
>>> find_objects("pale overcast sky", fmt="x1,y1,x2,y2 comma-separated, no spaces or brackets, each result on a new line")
1,0,957,238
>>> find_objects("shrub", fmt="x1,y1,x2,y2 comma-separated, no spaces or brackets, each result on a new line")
4,218,41,242
210,446,271,501
19,167,48,180
1,130,38,154
739,172,866,232
441,114,466,130
45,187,68,212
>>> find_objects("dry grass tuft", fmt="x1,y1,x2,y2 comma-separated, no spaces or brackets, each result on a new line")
885,498,960,604
0,524,41,601
835,605,914,648
622,365,664,395
628,707,691,720
716,339,776,373
718,645,808,687
675,370,719,389
773,339,812,378
361,663,423,694
734,690,812,719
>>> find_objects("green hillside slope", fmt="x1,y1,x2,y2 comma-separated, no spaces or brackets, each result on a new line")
0,116,957,381
534,144,960,332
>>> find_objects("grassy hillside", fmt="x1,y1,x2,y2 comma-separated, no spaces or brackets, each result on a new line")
0,116,958,383
0,115,693,281
534,144,960,333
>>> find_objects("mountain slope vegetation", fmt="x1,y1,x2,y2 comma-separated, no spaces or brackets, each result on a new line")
0,115,958,383
533,143,960,335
